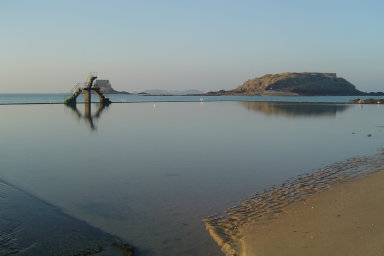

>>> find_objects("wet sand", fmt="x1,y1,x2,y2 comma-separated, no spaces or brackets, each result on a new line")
0,180,132,256
204,152,384,256
239,170,384,256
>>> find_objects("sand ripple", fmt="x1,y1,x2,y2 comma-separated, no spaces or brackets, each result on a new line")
203,151,384,256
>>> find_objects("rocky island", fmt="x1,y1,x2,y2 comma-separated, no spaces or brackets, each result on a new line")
206,72,383,96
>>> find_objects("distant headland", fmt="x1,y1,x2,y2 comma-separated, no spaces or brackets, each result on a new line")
206,72,383,96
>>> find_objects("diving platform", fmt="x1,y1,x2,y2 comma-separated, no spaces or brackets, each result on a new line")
65,72,111,105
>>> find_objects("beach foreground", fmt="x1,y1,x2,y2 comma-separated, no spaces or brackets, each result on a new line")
239,169,384,256
204,153,384,256
0,181,133,256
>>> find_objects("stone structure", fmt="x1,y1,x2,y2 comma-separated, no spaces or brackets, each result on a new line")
65,73,111,105
94,80,111,88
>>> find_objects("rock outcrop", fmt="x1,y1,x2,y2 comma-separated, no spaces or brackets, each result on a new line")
207,72,382,96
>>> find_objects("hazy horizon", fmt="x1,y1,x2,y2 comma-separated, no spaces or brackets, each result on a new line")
1,0,383,93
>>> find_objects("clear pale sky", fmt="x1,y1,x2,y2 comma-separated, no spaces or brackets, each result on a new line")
1,0,383,93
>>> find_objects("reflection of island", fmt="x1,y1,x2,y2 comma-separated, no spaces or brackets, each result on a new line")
240,101,350,117
66,103,109,131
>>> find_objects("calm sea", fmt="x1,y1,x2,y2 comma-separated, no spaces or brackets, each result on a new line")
0,96,383,255
1,93,383,104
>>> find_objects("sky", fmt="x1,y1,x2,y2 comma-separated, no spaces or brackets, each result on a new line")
1,0,383,93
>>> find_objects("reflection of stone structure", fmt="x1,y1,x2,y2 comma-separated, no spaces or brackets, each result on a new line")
66,103,108,131
240,101,350,117
65,73,111,105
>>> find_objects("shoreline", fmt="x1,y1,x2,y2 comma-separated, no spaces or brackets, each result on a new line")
1,95,384,106
0,180,133,256
238,169,384,256
204,152,384,256
0,101,352,106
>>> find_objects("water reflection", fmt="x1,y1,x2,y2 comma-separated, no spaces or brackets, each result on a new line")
240,101,350,117
1,102,383,256
66,103,109,131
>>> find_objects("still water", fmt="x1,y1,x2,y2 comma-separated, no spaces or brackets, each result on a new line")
0,101,383,255
1,93,384,104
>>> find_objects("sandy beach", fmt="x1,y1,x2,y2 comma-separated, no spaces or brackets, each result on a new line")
204,152,384,256
239,170,384,256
